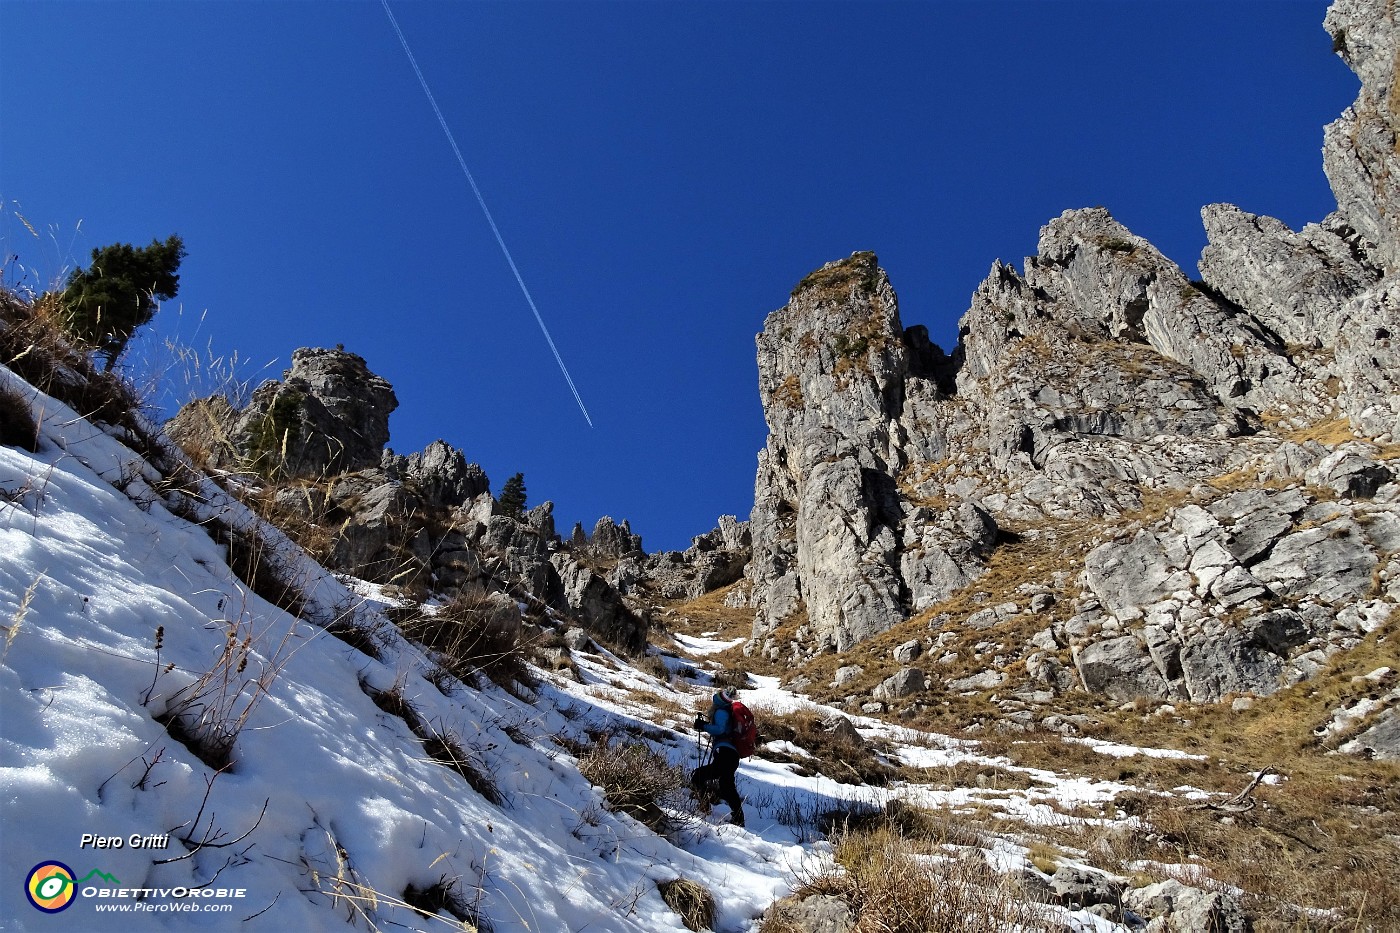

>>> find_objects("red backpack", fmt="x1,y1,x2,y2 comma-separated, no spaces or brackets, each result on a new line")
727,700,758,758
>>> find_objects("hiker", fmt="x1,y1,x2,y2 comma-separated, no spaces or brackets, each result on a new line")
692,686,751,827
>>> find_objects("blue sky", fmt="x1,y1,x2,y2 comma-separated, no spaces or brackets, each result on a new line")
1,1,1356,552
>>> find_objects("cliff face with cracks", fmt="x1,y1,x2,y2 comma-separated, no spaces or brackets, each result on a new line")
743,0,1400,750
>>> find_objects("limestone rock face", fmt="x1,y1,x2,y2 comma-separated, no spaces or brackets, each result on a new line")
584,516,644,560
748,252,959,651
244,347,398,477
747,222,1319,655
385,440,489,507
169,346,398,478
1324,0,1400,276
1333,283,1400,439
741,0,1400,714
594,516,752,604
1314,0,1400,441
550,553,647,652
1199,204,1380,348
164,347,666,652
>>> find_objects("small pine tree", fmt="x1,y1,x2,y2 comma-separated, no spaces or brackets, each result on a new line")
61,234,186,370
498,472,527,519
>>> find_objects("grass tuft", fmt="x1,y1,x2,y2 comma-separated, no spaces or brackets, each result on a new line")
399,587,536,693
658,877,715,932
576,735,692,836
768,800,1054,933
0,382,39,452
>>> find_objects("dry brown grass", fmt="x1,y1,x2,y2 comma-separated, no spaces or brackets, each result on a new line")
398,587,535,692
772,374,804,410
0,382,39,452
576,735,692,836
744,511,1397,928
233,480,341,566
767,811,1057,932
657,878,715,933
728,520,1098,706
0,285,148,439
970,614,1400,929
897,458,957,509
663,581,754,642
1284,416,1361,447
754,704,896,786
147,608,297,773
1127,780,1399,929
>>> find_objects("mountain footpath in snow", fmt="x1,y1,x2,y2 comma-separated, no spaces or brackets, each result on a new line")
2,298,1172,931
4,287,1278,931
4,0,1400,930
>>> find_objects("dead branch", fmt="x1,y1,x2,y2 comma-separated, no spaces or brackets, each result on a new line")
1189,766,1275,814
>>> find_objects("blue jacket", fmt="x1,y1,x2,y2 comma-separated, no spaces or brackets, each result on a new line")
701,702,736,751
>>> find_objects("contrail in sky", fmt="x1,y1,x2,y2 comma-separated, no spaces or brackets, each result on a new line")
381,0,594,427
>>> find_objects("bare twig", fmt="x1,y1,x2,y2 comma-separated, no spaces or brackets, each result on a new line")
1189,766,1275,814
157,769,267,864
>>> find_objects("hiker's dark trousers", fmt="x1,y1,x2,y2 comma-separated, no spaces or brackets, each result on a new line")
692,746,742,814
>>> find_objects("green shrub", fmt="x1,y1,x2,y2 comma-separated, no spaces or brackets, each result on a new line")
246,389,305,477
497,472,527,519
61,235,185,370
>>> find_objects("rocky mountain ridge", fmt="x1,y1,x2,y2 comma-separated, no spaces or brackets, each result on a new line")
161,0,1400,761
167,349,750,655
738,0,1400,756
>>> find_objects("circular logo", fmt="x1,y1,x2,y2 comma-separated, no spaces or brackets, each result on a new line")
25,861,77,913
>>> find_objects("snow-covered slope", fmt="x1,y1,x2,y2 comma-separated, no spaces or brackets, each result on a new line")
1,360,1137,931
0,361,790,931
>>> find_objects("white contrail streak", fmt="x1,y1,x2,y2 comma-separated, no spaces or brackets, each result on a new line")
381,0,594,427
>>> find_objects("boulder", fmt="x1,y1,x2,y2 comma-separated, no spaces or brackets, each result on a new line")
1123,879,1251,933
1049,866,1123,910
1251,515,1377,604
822,715,865,748
893,639,923,665
832,665,863,688
872,667,926,701
769,894,855,933
1304,444,1395,498
1074,636,1174,702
